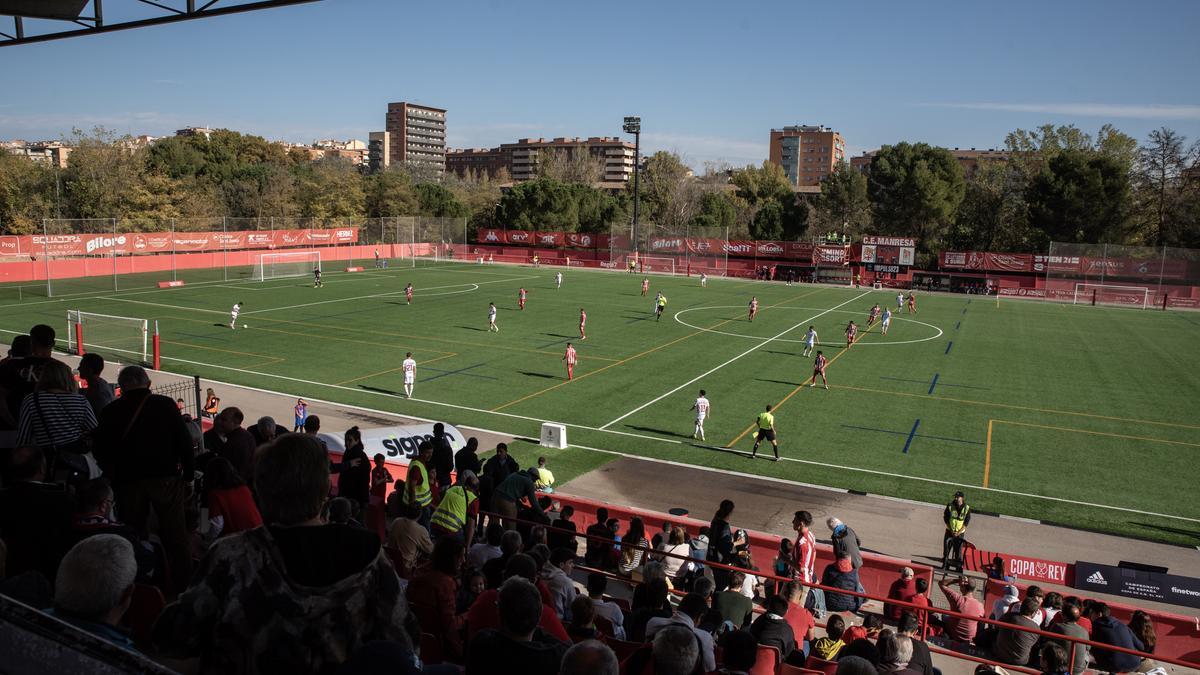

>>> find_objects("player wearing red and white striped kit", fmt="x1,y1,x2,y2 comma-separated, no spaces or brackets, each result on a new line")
845,321,858,347
563,343,577,380
579,308,587,340
518,287,527,310
641,278,649,296
868,303,881,326
809,351,829,389
748,297,759,322
690,389,711,440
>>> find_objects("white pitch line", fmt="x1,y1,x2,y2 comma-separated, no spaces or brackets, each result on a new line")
599,290,871,430
243,275,538,315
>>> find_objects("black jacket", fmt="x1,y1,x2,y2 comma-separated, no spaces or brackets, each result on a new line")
821,564,865,612
431,434,454,482
95,389,194,484
750,614,797,661
338,443,371,505
455,447,482,476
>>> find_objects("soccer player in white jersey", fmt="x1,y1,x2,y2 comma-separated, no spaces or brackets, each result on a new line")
881,307,892,335
896,292,905,310
690,389,711,440
229,302,243,329
487,302,499,332
700,272,708,288
802,326,818,357
402,352,417,398
555,271,563,289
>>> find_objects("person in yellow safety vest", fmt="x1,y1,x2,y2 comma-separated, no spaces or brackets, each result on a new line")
404,441,435,529
430,471,481,548
942,490,971,570
533,456,555,494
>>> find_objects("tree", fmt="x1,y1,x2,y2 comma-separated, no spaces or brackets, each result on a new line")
1137,127,1189,246
61,127,148,220
1026,150,1132,247
0,150,58,233
365,168,418,217
635,151,701,231
294,157,365,219
689,191,736,231
813,162,870,236
496,177,627,233
415,183,468,218
537,147,606,184
867,142,965,252
730,162,807,239
948,162,1032,251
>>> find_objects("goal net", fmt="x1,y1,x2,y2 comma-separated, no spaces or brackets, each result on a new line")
1073,283,1151,309
67,310,150,364
639,255,677,275
254,250,321,281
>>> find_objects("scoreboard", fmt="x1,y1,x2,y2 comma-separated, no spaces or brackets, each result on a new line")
860,235,916,274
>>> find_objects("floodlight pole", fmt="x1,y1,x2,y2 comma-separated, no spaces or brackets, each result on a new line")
624,116,641,259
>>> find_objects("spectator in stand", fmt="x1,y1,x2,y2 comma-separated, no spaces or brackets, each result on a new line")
0,446,72,582
493,468,544,531
936,575,985,643
484,530,525,589
337,426,372,511
386,502,433,574
826,517,863,569
76,353,115,416
408,535,468,662
467,554,571,644
788,510,825,618
1046,603,1089,675
646,593,717,672
1,333,30,367
548,504,577,552
714,570,755,627
1039,643,1070,675
248,416,286,447
458,569,487,614
203,387,220,419
991,596,1042,666
327,497,363,528
942,491,971,570
1129,610,1156,655
467,576,569,675
202,407,256,482
991,585,1020,620
655,526,692,582
910,579,931,632
1041,592,1063,627
651,521,672,550
821,554,865,613
94,366,194,593
367,453,392,539
430,422,454,491
627,577,673,643
542,547,577,620
584,571,626,640
783,580,815,656
885,567,918,621
292,398,307,432
402,441,434,528
532,456,555,493
204,456,262,538
878,633,920,675
618,517,649,576
750,594,798,663
0,324,62,432
469,523,504,571
810,614,846,660
16,360,98,473
1091,603,1149,673
1077,599,1097,634
65,476,156,580
838,656,878,675
455,437,482,477
302,415,326,449
567,595,605,643
648,625,701,675
50,534,138,650
707,499,740,591
719,629,759,675
584,507,614,568
1024,586,1046,626
154,433,411,674
897,614,934,675
692,576,724,633
840,639,881,666
481,443,518,520
431,470,480,549
561,639,619,675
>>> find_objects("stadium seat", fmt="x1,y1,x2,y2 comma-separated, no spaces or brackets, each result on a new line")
604,635,645,663
419,632,444,665
751,644,782,675
780,665,823,675
805,656,839,675
382,546,410,578
594,614,617,638
122,583,165,644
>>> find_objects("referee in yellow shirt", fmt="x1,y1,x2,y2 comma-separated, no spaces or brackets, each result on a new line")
751,404,779,461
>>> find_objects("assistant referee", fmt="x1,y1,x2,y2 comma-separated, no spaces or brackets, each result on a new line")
751,404,779,461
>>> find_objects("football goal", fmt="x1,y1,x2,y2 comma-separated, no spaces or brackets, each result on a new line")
640,256,678,275
253,250,321,281
1072,283,1151,309
67,310,153,365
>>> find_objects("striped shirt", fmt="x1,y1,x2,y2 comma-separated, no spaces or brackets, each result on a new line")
17,392,98,447
791,529,817,583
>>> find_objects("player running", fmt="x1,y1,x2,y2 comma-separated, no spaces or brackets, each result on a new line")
402,352,417,398
868,303,881,327
532,254,540,267
487,302,499,332
809,351,829,389
518,287,527,310
690,389,710,440
655,293,667,321
578,308,587,340
700,272,708,288
750,404,779,461
896,292,905,310
881,307,892,335
641,277,650,296
845,321,858,347
555,271,563,289
313,268,323,288
563,342,577,380
405,283,414,305
748,296,759,322
229,301,244,329
907,292,917,314
653,291,664,315
802,326,818,357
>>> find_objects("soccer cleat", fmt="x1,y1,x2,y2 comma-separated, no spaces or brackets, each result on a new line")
809,383,815,388
824,385,829,390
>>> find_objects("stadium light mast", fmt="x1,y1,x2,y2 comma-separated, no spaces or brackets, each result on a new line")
623,116,641,258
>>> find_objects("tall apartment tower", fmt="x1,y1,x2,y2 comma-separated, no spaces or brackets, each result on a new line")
367,131,390,174
768,125,846,187
385,102,446,172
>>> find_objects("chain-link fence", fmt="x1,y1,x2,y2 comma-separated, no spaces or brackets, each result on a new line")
1045,242,1200,309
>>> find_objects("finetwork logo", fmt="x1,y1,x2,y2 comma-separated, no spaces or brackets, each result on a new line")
1086,571,1107,585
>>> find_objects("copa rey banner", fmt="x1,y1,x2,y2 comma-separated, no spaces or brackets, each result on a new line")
320,422,466,466
1074,560,1200,610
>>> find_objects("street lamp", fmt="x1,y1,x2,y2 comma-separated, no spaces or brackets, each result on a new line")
623,116,641,259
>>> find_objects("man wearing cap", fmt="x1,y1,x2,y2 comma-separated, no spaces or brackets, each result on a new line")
943,491,971,570
884,567,918,620
430,471,481,548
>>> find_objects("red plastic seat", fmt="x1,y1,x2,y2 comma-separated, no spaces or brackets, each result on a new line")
122,583,165,644
595,614,617,638
604,635,646,663
780,665,824,675
805,655,839,675
750,644,782,675
419,632,444,665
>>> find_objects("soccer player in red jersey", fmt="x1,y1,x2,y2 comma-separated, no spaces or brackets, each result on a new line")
868,303,881,327
809,351,829,389
907,292,917,314
578,308,587,340
845,321,858,347
748,296,759,322
405,282,414,305
563,342,577,379
518,287,527,310
641,277,650,296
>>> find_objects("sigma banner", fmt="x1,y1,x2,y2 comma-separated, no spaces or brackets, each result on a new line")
320,422,467,468
1075,560,1200,610
962,544,1074,585
0,228,358,258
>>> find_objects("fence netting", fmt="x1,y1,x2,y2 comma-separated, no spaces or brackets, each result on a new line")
1045,242,1200,309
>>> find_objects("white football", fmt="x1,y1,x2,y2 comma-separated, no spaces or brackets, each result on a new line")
242,324,248,328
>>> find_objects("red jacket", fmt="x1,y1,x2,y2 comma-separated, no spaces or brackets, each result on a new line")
207,486,262,535
466,587,570,643
408,569,465,661
885,578,918,620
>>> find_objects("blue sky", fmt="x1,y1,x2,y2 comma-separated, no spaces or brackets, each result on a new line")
2,0,1198,169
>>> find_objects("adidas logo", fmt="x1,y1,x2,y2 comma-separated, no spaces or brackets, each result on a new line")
1086,571,1107,585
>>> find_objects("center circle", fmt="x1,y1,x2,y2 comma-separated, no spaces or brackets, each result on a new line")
673,305,944,346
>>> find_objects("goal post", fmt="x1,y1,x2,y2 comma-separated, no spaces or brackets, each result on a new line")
1072,283,1151,309
639,255,677,275
67,310,153,364
253,250,321,281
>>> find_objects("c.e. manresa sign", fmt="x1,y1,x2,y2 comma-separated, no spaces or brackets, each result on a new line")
1074,561,1200,610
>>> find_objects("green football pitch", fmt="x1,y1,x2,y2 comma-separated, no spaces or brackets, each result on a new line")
2,261,1198,545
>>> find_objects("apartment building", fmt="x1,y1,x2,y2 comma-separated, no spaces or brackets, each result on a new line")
385,102,446,172
446,136,635,183
769,125,846,187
